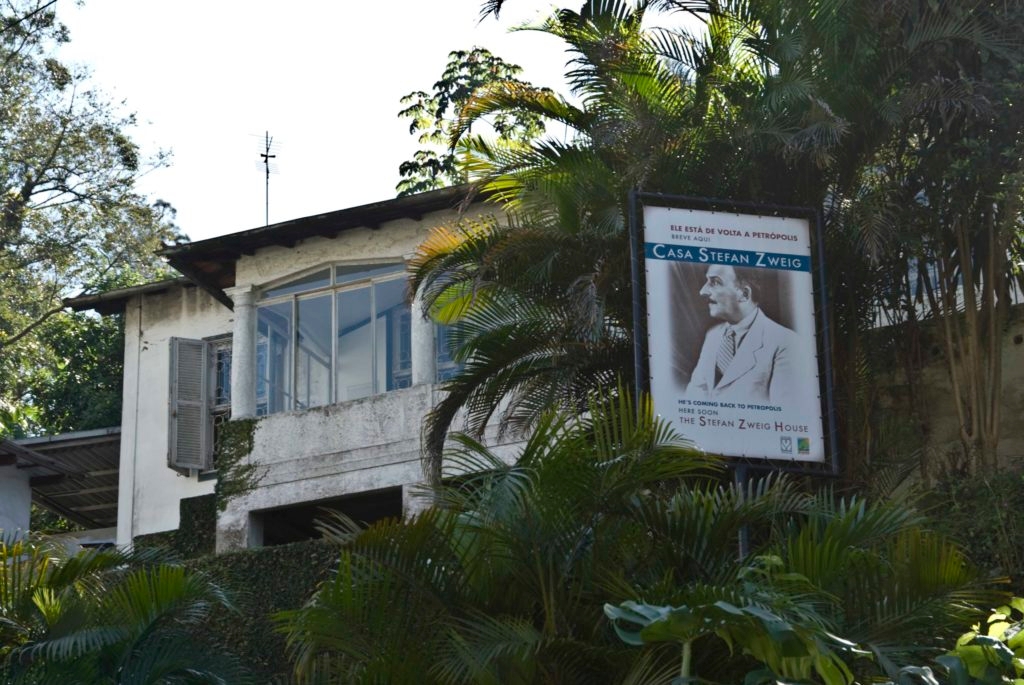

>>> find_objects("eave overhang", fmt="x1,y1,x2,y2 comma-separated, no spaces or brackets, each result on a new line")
63,277,193,315
157,185,478,309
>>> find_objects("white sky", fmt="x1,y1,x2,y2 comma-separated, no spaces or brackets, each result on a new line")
56,0,572,242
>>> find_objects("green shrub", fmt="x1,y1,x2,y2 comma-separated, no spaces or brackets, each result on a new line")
135,493,217,559
187,539,337,680
928,468,1024,593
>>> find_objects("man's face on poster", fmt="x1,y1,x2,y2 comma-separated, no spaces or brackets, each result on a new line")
699,264,746,324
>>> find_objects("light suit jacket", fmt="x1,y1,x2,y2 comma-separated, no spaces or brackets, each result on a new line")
686,310,798,403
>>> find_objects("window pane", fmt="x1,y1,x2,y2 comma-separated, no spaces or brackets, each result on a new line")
435,324,463,382
262,269,331,300
295,295,332,410
257,301,293,414
334,263,404,286
375,279,412,392
213,343,232,406
336,287,373,401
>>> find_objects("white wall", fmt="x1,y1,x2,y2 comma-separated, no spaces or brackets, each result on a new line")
122,206,506,550
217,384,432,550
0,464,31,539
233,209,488,290
117,285,230,545
216,212,462,550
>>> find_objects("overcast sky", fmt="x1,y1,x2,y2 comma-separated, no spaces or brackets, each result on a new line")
56,1,571,241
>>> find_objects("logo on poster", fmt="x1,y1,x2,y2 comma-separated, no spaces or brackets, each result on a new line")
780,436,793,454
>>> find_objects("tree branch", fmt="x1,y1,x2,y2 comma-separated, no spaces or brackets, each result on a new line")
0,1,57,36
0,304,66,352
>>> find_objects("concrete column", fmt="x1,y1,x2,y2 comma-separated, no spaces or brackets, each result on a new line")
116,297,143,548
410,290,436,386
226,286,257,419
0,464,31,540
215,494,255,553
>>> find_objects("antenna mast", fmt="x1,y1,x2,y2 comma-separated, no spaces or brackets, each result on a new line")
260,131,276,226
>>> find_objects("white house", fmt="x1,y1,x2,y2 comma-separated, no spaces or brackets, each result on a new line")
0,187,503,552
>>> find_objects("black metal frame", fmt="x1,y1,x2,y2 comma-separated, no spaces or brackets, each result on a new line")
628,190,840,478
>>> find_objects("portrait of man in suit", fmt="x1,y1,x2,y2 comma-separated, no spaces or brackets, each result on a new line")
685,263,798,403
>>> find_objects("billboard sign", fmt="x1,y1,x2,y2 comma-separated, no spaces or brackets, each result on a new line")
642,205,825,462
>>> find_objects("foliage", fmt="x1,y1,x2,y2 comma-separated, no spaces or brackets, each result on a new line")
134,494,217,561
0,535,252,683
213,418,263,512
18,310,126,434
928,468,1024,595
29,504,81,536
187,539,338,681
396,47,548,196
0,395,38,439
878,599,1024,685
0,1,184,438
412,0,1024,483
279,392,713,683
278,393,998,684
604,558,859,684
858,1,1024,472
133,528,335,680
939,598,1024,684
410,210,635,481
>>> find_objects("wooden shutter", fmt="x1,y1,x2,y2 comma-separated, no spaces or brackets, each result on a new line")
169,337,212,471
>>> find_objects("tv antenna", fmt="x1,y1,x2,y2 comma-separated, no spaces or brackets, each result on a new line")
257,131,281,226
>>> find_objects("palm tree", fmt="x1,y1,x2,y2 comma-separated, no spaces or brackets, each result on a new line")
281,392,716,684
0,536,252,684
280,393,1000,683
415,0,1021,480
411,0,740,480
413,0,843,481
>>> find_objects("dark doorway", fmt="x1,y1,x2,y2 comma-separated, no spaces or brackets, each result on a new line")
255,486,403,546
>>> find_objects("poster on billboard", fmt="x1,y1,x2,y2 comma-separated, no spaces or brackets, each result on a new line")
642,204,826,463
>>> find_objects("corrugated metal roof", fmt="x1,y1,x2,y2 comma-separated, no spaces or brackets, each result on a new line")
0,428,121,530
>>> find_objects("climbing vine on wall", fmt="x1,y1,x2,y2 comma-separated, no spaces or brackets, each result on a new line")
214,418,264,512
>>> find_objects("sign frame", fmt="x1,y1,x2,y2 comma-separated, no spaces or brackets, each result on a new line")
629,191,839,476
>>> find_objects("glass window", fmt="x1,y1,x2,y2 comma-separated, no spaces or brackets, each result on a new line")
257,301,293,415
256,263,410,414
296,294,332,409
207,337,233,476
375,278,412,392
335,263,406,286
435,324,463,382
211,339,232,408
336,287,374,401
261,269,331,301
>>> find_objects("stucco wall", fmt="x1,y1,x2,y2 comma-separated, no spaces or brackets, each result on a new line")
233,208,489,290
912,316,1024,469
215,387,527,552
118,284,230,545
124,205,498,550
0,464,31,539
217,385,432,551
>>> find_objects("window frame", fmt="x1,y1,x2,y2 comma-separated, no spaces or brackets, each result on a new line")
435,323,463,383
255,261,411,415
208,334,233,413
168,335,234,476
